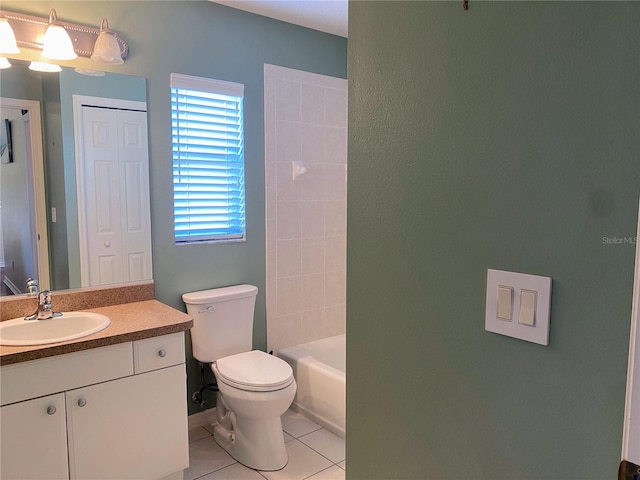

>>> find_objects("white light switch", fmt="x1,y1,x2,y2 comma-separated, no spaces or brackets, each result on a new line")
519,290,537,326
496,286,513,321
485,269,552,346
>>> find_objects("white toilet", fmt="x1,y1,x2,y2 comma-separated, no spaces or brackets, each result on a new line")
182,285,296,471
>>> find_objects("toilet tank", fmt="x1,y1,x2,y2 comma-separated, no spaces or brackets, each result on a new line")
182,284,258,363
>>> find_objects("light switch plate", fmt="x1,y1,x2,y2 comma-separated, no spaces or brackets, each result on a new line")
485,269,552,345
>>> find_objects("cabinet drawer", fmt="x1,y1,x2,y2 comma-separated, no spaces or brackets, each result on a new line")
133,332,185,374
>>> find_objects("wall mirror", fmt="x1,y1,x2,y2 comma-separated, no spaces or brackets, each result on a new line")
0,60,151,297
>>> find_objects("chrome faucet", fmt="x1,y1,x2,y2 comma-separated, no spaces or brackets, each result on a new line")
25,290,62,321
25,278,39,296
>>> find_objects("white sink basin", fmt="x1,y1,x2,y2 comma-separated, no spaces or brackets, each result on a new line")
0,312,111,346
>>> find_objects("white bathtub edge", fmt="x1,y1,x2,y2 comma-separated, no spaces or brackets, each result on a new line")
277,334,346,440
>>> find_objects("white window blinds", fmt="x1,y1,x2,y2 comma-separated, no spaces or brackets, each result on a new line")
171,73,245,244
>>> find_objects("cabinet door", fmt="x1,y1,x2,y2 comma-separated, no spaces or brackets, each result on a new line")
66,365,188,480
0,393,69,480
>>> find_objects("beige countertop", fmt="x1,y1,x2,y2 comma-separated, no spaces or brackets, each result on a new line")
0,300,193,366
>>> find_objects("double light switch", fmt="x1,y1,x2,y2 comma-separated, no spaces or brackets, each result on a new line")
496,286,537,326
485,269,552,345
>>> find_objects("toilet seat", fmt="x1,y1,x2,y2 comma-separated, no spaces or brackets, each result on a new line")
214,350,294,392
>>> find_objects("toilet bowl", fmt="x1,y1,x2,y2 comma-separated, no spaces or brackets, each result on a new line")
182,285,297,471
211,350,296,470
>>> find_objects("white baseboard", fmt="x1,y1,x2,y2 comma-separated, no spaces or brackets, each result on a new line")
188,408,218,430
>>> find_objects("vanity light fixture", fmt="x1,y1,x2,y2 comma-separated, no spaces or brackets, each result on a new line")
0,57,11,69
41,9,77,61
91,18,123,65
28,61,62,73
0,16,19,54
0,9,128,63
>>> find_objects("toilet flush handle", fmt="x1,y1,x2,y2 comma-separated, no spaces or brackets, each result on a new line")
198,306,215,314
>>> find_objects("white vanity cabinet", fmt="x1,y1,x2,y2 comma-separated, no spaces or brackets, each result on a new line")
0,332,189,480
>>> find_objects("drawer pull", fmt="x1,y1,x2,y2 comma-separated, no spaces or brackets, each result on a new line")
158,349,167,358
77,398,87,407
47,406,56,415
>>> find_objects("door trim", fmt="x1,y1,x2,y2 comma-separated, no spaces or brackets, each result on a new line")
622,196,640,464
0,97,50,291
72,95,147,287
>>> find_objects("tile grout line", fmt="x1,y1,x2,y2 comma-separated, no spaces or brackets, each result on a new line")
301,464,342,480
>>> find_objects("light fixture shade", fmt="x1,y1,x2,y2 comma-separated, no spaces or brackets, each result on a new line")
91,18,123,65
41,10,77,60
0,57,11,69
0,18,19,54
29,61,62,73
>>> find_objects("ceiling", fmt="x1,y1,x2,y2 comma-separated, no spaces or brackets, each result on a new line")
209,0,348,38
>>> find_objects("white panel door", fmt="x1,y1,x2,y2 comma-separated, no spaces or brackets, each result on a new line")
0,393,69,480
82,107,121,286
80,106,151,286
66,365,189,480
118,111,152,282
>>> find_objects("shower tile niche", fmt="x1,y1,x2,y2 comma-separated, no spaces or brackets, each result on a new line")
264,64,347,352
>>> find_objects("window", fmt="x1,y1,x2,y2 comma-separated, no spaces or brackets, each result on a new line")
171,73,245,244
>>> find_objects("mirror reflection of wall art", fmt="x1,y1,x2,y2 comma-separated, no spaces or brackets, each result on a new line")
0,119,13,164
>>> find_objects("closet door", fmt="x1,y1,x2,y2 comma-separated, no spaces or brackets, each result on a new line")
79,105,151,286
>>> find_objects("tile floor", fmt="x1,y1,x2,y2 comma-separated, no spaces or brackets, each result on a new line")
185,410,345,480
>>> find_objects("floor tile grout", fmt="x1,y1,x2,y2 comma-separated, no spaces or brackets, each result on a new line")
296,439,345,466
301,464,340,480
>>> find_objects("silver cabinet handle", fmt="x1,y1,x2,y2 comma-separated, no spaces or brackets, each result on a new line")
158,349,167,358
47,406,56,415
77,398,87,407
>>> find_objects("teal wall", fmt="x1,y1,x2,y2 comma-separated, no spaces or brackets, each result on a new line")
0,63,42,101
41,72,65,289
347,2,638,479
3,1,347,414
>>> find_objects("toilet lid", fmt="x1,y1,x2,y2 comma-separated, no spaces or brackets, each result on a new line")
215,350,293,391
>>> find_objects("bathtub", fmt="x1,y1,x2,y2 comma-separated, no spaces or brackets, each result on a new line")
277,334,346,438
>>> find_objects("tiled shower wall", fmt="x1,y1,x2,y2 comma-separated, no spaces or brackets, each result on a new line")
264,64,347,352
